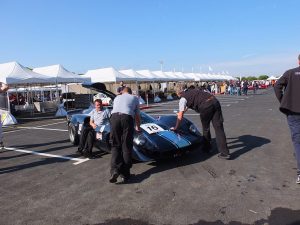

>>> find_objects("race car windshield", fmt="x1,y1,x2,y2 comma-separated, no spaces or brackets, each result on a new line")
140,112,156,124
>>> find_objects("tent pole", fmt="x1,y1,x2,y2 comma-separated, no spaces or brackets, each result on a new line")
16,87,19,106
30,85,34,117
56,79,59,101
50,88,52,101
136,80,139,96
6,91,10,113
66,83,69,111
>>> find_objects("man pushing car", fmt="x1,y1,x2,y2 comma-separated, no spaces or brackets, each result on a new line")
171,86,231,159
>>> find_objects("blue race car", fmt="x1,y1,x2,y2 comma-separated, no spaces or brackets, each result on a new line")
67,83,204,161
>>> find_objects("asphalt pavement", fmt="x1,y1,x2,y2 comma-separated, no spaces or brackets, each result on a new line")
1,88,300,225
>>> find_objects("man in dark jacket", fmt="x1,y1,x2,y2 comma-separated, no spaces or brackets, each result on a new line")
171,87,230,159
274,54,300,184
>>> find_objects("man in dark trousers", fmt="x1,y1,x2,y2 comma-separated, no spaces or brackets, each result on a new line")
274,54,300,184
109,87,141,183
171,87,230,159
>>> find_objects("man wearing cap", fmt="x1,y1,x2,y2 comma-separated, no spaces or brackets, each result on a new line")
274,54,300,184
171,87,230,159
109,87,141,183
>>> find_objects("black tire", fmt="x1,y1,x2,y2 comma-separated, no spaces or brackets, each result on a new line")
68,123,79,145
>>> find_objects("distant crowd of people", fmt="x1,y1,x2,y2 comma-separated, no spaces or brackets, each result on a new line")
199,80,271,96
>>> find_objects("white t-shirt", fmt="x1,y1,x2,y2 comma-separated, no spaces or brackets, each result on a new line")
179,97,187,112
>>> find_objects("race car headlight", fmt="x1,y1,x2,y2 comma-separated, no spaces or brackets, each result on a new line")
189,124,198,134
134,134,147,146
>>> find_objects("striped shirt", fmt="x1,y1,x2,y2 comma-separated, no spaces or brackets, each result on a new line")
89,108,111,127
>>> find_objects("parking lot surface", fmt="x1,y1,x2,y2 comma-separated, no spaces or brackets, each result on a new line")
1,89,300,225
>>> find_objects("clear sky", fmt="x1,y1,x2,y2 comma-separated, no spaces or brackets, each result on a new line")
0,0,299,76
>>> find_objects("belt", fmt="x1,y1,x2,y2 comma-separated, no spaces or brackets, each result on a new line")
112,112,129,116
205,96,215,102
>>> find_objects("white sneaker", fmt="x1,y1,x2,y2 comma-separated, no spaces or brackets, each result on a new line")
296,175,300,184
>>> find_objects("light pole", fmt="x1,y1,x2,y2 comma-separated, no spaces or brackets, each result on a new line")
159,60,164,71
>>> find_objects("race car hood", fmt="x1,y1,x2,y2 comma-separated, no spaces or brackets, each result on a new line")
82,82,116,101
138,122,202,152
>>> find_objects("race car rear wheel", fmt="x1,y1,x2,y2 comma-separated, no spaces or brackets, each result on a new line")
69,123,79,145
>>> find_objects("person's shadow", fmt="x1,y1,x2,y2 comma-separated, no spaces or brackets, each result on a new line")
227,135,271,160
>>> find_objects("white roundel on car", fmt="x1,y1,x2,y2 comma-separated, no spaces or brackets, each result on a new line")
141,123,165,134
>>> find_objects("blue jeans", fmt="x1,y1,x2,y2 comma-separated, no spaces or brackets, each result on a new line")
287,115,300,175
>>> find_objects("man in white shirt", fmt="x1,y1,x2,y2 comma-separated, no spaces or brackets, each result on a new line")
78,99,110,158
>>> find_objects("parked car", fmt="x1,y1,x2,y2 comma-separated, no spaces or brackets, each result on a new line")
67,83,204,161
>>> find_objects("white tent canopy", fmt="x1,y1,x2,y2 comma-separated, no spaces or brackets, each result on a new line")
136,70,159,81
267,76,279,80
184,73,197,81
164,71,182,81
119,69,152,82
84,67,136,83
208,74,223,81
33,64,90,83
0,61,51,84
151,71,171,81
174,72,191,81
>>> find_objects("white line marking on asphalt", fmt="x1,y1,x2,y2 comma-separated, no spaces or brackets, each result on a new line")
35,121,66,127
17,127,68,132
155,101,179,105
4,147,89,165
17,117,64,120
144,104,232,112
217,96,245,98
144,109,179,112
217,98,245,101
4,121,67,134
219,101,238,104
4,130,26,134
149,113,200,116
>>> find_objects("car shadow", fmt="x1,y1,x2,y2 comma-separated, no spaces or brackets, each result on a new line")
126,146,218,184
227,135,271,160
127,135,270,184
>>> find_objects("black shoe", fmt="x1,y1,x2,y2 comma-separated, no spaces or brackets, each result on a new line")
218,153,231,160
76,150,83,155
83,150,93,158
0,142,4,149
109,173,119,183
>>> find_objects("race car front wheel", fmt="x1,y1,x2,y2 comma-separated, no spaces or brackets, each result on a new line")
68,123,79,145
